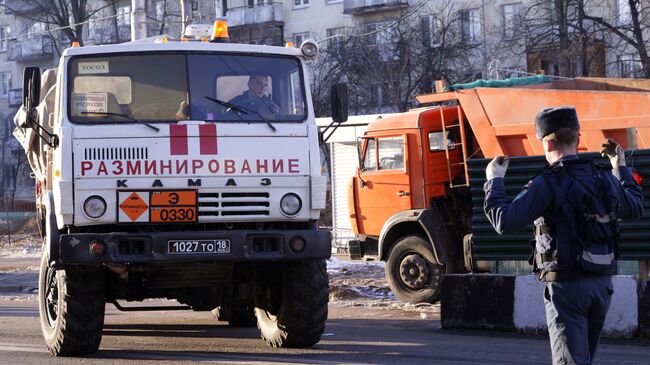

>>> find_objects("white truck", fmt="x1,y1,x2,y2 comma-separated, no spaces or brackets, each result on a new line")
13,24,347,356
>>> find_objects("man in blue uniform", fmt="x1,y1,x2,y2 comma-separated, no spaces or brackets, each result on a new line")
228,74,280,118
483,106,643,365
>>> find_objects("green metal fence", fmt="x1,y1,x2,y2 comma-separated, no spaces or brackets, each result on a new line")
468,149,650,261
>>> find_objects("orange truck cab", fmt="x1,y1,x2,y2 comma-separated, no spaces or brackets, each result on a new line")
347,76,650,304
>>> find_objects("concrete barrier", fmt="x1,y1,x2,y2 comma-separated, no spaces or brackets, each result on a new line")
442,274,640,338
441,274,515,331
639,280,650,338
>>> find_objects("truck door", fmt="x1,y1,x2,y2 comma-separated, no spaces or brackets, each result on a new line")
354,135,411,237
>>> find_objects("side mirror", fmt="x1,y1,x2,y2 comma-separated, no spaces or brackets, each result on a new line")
23,66,41,111
330,83,348,124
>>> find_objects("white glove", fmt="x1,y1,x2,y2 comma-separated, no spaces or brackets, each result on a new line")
601,138,625,178
486,156,509,181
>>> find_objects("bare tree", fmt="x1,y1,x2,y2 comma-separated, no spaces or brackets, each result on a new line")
308,4,475,117
1,1,117,47
583,0,650,78
519,0,606,77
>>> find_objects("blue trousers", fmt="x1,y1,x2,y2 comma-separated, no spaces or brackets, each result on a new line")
544,276,613,365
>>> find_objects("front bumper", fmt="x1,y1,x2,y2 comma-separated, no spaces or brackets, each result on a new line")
55,228,331,266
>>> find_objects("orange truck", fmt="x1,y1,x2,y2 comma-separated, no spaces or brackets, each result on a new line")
346,77,650,303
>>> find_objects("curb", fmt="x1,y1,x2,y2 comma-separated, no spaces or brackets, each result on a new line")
0,272,38,294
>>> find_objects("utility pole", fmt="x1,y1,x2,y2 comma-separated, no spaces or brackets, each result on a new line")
481,0,488,78
131,0,147,41
180,0,194,36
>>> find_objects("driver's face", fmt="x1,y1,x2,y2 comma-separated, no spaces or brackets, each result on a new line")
249,76,269,98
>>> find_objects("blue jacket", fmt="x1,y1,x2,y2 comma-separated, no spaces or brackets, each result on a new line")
483,155,643,277
229,91,280,115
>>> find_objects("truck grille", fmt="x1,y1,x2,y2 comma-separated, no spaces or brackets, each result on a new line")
198,192,270,218
84,147,149,160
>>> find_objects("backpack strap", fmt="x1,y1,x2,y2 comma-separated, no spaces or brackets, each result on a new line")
593,164,621,259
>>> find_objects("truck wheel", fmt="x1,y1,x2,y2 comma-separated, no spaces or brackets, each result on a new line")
212,300,257,327
254,260,328,348
385,235,443,304
38,253,106,356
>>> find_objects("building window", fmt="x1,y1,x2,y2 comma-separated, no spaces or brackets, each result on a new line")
420,15,440,47
293,31,310,47
294,0,309,8
365,22,394,46
369,83,381,107
367,82,395,108
460,8,481,44
117,5,131,26
1,72,12,97
0,27,7,52
326,27,346,52
87,17,98,40
26,22,45,39
618,54,643,78
617,0,632,25
502,3,522,39
153,0,165,20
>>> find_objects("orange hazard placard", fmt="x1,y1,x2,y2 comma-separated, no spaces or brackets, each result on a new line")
151,191,196,207
150,207,197,223
119,192,149,221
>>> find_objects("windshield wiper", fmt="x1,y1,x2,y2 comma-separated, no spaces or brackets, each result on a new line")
81,111,160,132
204,96,276,132
204,96,248,115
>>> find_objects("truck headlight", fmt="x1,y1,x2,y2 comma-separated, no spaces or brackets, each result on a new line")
280,193,302,216
83,196,107,219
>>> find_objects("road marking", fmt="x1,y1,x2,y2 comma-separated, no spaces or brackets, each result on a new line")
100,347,356,364
0,308,39,316
0,342,46,353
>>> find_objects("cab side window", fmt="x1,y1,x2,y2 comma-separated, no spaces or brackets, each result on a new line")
428,131,455,152
363,138,377,171
378,136,404,170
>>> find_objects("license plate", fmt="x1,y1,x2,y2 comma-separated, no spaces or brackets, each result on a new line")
167,240,230,254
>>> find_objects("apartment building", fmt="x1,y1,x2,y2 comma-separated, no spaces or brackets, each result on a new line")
0,0,645,203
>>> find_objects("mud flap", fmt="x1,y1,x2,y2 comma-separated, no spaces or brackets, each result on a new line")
418,209,459,270
43,191,60,263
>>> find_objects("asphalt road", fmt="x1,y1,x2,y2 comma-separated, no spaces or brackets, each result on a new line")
1,298,649,365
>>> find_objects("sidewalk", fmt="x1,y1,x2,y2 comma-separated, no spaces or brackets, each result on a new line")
0,251,39,295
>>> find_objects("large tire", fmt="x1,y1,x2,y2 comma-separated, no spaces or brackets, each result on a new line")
212,300,257,327
385,235,443,304
38,253,106,356
254,259,328,348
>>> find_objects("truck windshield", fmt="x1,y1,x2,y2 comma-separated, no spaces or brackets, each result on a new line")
68,53,306,123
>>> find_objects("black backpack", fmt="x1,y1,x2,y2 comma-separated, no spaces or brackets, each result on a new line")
544,160,619,274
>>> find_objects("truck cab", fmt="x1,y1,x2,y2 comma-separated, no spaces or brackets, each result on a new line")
349,107,475,303
14,26,340,356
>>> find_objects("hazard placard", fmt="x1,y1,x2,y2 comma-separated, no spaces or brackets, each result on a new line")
118,192,150,222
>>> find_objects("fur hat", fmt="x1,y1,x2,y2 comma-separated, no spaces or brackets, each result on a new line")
535,106,580,139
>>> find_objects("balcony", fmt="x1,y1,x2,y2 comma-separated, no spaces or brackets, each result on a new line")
4,0,42,14
8,36,53,61
343,0,409,15
225,2,283,28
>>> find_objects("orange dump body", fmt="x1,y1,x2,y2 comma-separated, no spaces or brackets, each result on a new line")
416,77,650,157
350,77,650,238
